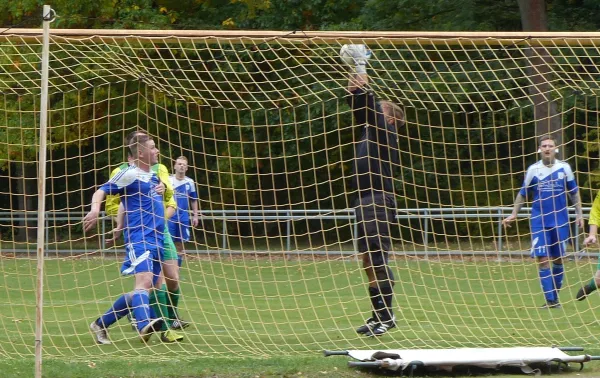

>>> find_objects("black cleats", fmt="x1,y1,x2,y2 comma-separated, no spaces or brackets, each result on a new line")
541,300,562,309
364,317,396,337
356,317,379,335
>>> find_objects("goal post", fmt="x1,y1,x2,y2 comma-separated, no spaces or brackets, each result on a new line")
1,26,600,366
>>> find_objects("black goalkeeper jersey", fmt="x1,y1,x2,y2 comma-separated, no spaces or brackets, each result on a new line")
347,87,399,198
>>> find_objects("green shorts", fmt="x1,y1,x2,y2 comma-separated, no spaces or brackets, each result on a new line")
163,227,178,261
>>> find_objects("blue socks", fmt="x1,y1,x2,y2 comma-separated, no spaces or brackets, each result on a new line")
538,265,564,303
131,289,152,330
552,264,564,300
539,268,555,302
96,293,132,328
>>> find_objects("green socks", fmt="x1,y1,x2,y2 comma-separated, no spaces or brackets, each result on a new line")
156,289,169,331
150,284,182,329
167,285,181,324
149,288,170,331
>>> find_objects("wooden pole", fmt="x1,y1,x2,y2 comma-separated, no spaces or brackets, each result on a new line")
34,5,53,378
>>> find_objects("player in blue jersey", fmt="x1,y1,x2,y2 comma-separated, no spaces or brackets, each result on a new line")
168,156,199,255
503,135,584,309
341,45,404,337
84,133,165,344
106,130,187,341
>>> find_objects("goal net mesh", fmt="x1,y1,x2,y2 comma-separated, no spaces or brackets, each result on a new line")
1,31,599,359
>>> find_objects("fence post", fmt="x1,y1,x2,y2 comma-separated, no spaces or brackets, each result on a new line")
497,208,503,252
353,209,358,262
574,209,580,254
423,209,429,252
101,214,106,257
45,217,49,257
222,219,227,252
286,210,291,253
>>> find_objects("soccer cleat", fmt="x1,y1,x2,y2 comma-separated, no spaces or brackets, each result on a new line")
160,329,184,343
126,313,137,331
541,300,562,309
364,316,396,337
170,318,190,330
356,317,379,335
90,321,112,345
576,285,597,301
139,318,164,343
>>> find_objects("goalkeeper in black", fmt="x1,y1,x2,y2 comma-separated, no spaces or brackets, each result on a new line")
342,45,404,337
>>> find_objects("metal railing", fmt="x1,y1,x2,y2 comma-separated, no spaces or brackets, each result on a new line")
0,207,592,256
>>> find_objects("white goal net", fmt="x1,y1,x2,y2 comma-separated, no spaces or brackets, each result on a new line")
1,28,600,361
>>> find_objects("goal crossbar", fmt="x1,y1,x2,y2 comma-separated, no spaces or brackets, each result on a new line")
5,29,600,46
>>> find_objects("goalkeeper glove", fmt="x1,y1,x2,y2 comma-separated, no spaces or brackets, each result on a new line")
344,44,372,74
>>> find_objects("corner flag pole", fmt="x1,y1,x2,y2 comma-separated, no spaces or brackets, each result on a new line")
35,5,55,378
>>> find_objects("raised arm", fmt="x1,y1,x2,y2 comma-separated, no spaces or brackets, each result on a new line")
342,44,371,93
348,72,368,93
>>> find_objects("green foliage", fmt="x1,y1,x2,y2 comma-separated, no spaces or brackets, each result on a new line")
0,0,42,28
0,94,38,170
2,0,600,236
50,0,174,29
358,0,521,31
547,0,600,31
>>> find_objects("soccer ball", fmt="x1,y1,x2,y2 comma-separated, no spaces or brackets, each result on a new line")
339,44,356,66
339,44,371,67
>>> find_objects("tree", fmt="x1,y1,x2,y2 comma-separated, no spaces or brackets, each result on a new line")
517,0,562,146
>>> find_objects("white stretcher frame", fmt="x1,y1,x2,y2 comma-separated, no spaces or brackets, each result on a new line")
324,346,599,376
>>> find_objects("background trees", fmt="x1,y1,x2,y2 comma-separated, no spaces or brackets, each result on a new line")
1,0,599,243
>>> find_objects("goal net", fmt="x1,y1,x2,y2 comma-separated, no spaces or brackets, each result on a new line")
1,29,600,360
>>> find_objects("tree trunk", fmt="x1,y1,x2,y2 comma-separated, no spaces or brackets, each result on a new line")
14,161,38,242
517,0,562,146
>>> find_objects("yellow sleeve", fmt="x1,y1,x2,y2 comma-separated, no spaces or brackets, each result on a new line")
589,191,600,226
105,167,122,217
157,164,177,210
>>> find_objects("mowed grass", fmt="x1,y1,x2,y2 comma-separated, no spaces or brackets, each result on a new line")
2,254,600,377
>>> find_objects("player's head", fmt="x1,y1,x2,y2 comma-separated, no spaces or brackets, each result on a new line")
538,134,558,163
129,134,158,166
125,130,147,161
174,156,189,176
379,101,405,129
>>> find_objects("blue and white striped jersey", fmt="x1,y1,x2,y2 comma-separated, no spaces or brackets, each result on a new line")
518,160,578,229
169,175,198,224
100,165,165,245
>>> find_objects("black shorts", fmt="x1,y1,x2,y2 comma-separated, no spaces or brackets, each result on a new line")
355,193,396,254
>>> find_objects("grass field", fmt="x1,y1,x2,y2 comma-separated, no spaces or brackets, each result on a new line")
2,254,600,377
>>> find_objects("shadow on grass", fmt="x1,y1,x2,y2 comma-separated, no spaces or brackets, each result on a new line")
352,361,583,377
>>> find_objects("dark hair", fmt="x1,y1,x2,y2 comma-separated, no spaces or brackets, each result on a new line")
129,134,151,158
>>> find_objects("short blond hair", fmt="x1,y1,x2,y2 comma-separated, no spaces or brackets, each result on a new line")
380,100,405,128
175,156,188,164
538,134,557,146
129,134,151,157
